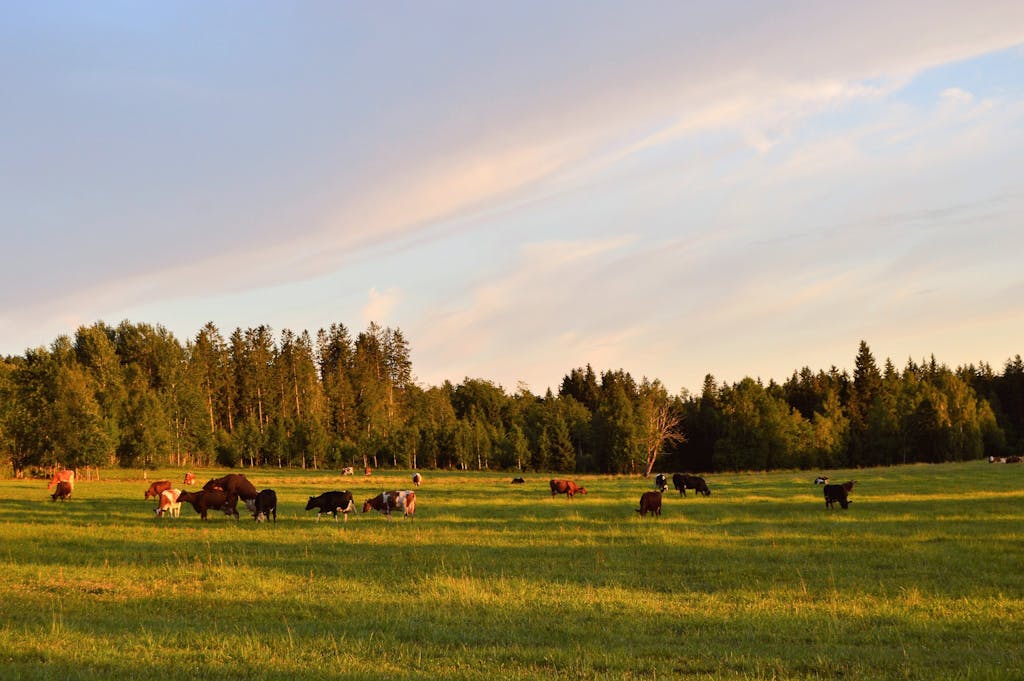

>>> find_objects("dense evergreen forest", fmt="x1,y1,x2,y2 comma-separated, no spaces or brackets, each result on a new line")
1,321,1021,476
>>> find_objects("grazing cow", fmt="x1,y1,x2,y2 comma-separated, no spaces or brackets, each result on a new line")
672,473,711,497
814,476,829,485
144,480,173,500
1008,456,1023,464
305,490,355,522
245,489,277,523
178,489,239,520
48,469,75,491
511,477,526,484
362,490,416,521
637,491,662,517
549,479,587,500
183,472,196,486
50,480,73,502
823,481,855,510
342,467,354,475
155,489,182,517
203,474,258,506
364,467,373,476
654,473,668,492
412,472,422,486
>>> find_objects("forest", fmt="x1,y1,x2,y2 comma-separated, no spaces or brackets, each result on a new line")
1,321,1021,476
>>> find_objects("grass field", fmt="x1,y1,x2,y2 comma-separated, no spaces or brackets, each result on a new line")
0,462,1021,680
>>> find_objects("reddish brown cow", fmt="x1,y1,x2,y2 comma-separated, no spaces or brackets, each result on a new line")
144,480,173,500
48,469,75,491
549,479,587,500
636,491,662,517
203,474,258,504
178,489,239,520
362,490,416,521
183,472,196,485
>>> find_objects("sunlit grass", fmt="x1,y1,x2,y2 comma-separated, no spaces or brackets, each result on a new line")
0,461,1022,679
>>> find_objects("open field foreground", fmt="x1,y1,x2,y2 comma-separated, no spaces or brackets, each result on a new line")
1,462,1021,680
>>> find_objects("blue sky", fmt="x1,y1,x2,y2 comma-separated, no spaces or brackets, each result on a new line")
2,2,1023,394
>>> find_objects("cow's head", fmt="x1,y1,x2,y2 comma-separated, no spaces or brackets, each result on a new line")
577,487,588,495
362,499,374,513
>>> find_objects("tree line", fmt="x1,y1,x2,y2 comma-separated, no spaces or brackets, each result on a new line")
0,323,1021,476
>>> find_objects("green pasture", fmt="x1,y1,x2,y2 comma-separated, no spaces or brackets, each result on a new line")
0,462,1021,680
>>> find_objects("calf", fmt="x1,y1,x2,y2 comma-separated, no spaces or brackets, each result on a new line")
636,491,662,517
178,489,239,520
144,480,173,500
155,488,182,517
305,490,355,522
549,479,587,500
362,490,416,521
673,473,711,497
245,489,277,523
654,473,668,492
50,481,73,502
823,481,855,510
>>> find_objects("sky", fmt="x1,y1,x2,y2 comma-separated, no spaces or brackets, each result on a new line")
2,2,1023,395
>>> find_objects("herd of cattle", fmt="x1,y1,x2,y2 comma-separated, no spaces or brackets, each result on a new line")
44,467,858,520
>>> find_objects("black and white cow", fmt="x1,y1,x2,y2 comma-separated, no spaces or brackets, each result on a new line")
245,489,277,523
654,473,668,492
305,490,355,522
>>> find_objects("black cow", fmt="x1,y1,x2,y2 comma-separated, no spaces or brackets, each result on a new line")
306,490,355,522
672,473,711,497
637,491,662,517
654,473,668,492
824,481,855,509
511,478,525,484
245,489,277,523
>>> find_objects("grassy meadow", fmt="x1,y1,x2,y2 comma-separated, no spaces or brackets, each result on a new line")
0,462,1021,680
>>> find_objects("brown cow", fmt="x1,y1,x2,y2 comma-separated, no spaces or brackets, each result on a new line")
183,472,196,485
636,491,662,517
362,490,416,521
178,489,239,520
550,479,587,500
144,480,173,500
203,474,258,505
50,481,73,502
48,469,75,491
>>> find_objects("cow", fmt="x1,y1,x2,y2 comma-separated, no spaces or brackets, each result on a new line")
814,476,829,485
245,489,277,523
342,467,354,475
183,472,196,485
48,469,75,492
549,479,587,500
637,491,662,517
144,480,173,500
412,472,422,486
824,481,855,510
672,473,711,497
511,477,526,484
203,474,258,507
155,489,182,517
364,467,373,476
362,490,416,521
305,490,355,522
50,480,73,502
654,473,668,492
178,489,239,520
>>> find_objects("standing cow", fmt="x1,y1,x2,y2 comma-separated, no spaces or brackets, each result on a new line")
824,481,856,509
672,473,711,497
306,490,355,522
178,489,239,520
549,479,587,500
155,489,182,517
48,469,75,492
654,473,668,492
636,491,662,517
362,490,416,521
245,489,277,523
412,472,422,486
144,480,173,500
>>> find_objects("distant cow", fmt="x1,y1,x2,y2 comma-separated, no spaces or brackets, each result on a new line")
183,472,196,485
342,467,354,475
412,472,422,486
673,473,710,497
511,477,526,484
50,480,73,502
814,476,829,485
48,469,75,492
306,490,355,522
654,473,668,492
178,489,239,520
155,489,182,517
364,467,373,476
824,481,855,510
362,490,416,521
549,479,587,500
245,489,277,523
637,491,662,517
203,474,258,505
144,480,173,500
